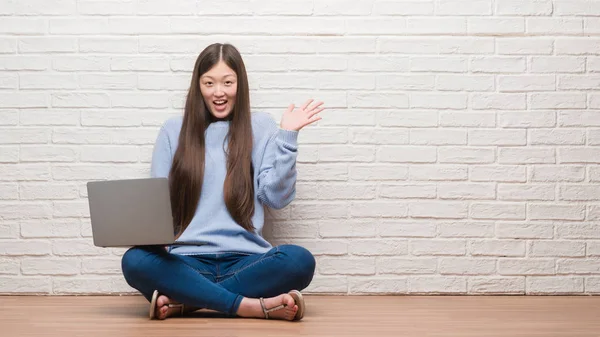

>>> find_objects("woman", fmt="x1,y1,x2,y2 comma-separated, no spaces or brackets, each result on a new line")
120,43,323,321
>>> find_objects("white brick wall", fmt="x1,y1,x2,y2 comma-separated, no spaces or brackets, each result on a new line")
1,0,600,296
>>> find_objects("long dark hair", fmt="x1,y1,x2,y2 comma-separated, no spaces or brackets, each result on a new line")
169,43,254,238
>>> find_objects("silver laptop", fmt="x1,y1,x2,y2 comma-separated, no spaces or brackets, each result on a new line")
86,177,204,247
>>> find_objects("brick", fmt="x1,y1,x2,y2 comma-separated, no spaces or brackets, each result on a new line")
0,240,51,256
587,277,600,293
559,148,600,164
499,148,555,164
0,223,19,239
0,257,19,275
468,18,524,34
20,146,78,162
0,183,17,200
556,38,600,55
559,111,600,127
410,129,467,145
318,257,375,275
350,164,408,181
410,57,468,73
530,129,585,145
436,0,492,15
303,276,347,294
560,185,600,201
557,259,600,274
589,242,600,256
557,223,600,239
21,258,79,275
498,38,553,55
53,201,90,218
19,37,77,53
470,165,526,182
438,222,495,238
409,276,467,293
471,56,526,73
53,276,133,294
409,201,469,219
349,277,408,294
469,129,526,146
0,164,50,181
471,203,526,220
20,219,80,238
280,239,347,256
318,145,374,163
531,93,586,109
80,146,138,163
411,239,466,256
436,75,494,92
372,1,434,15
406,18,466,34
498,75,555,92
379,111,438,127
320,74,376,90
410,165,468,181
317,183,377,200
469,277,525,294
318,110,376,127
378,220,437,238
438,147,495,164
438,183,495,200
529,204,585,221
349,240,408,256
377,146,436,163
78,0,136,15
378,75,435,90
0,110,18,125
0,93,47,108
0,146,18,163
379,183,436,199
499,259,555,275
0,203,52,220
470,240,526,256
52,164,147,181
52,239,109,256
527,18,583,34
440,112,496,128
498,184,555,201
588,206,600,221
351,128,409,145
348,92,408,108
346,18,408,35
350,201,408,218
270,221,318,239
555,0,600,15
53,56,110,71
377,257,437,274
349,55,409,72
439,258,496,275
0,277,50,294
527,277,584,294
496,222,554,239
531,57,586,73
530,241,585,257
291,203,347,220
298,164,348,182
499,111,556,128
496,0,553,15
82,258,122,275
471,93,526,110
20,183,78,200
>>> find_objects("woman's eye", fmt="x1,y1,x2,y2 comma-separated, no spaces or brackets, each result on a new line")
205,82,213,86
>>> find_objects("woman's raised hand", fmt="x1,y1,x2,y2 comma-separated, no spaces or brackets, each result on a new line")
280,99,324,131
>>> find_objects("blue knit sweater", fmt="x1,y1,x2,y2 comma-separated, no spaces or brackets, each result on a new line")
150,112,298,255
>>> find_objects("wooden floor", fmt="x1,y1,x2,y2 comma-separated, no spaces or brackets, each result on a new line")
3,295,600,337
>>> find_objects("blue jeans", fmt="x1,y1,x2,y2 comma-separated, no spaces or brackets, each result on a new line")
121,244,316,316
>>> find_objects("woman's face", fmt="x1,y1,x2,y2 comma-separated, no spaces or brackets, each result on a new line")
199,60,238,120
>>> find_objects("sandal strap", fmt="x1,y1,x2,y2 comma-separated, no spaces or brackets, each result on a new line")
259,297,287,319
167,303,185,316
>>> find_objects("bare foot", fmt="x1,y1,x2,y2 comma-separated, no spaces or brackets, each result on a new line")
154,295,198,320
236,293,298,321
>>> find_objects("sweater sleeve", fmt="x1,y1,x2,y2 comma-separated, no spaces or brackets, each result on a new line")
150,126,173,179
256,125,299,209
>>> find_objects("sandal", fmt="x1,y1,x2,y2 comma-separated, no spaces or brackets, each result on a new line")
259,290,305,321
149,289,185,320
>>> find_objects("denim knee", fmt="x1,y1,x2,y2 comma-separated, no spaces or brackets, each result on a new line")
121,246,151,285
278,244,316,288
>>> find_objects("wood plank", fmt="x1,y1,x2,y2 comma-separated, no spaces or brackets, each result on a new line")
3,295,600,337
